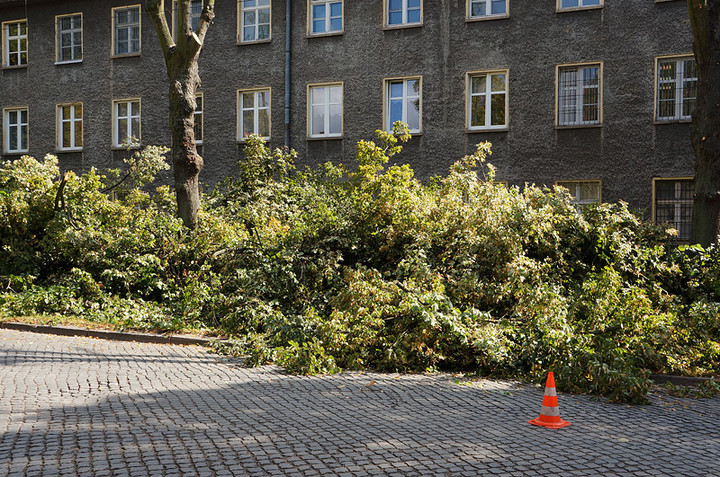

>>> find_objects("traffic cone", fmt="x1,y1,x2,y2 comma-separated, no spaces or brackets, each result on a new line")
528,371,571,429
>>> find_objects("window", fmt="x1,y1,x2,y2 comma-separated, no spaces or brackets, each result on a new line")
556,180,601,205
173,0,203,39
653,178,694,242
385,77,421,133
57,103,83,151
467,70,508,130
386,0,422,27
468,0,508,19
113,99,141,148
194,93,203,145
309,1,343,35
3,107,28,153
308,83,343,138
656,56,697,122
557,0,602,11
113,5,141,56
557,63,602,127
237,88,271,140
239,0,271,43
56,14,82,63
2,20,28,67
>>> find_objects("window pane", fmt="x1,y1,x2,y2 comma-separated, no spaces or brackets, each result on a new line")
388,11,402,24
491,94,505,126
407,9,421,23
329,86,342,103
243,93,255,109
259,91,270,107
258,109,270,137
471,95,486,127
312,87,324,104
313,19,325,33
471,75,486,94
471,1,486,16
390,99,403,124
491,0,506,15
330,3,342,16
75,118,83,147
390,82,403,98
330,18,342,31
243,111,255,136
312,105,324,135
561,0,579,7
258,24,270,40
491,74,505,92
313,4,326,20
329,103,341,134
407,98,420,131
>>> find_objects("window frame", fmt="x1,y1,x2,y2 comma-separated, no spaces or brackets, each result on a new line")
55,13,83,64
111,5,142,58
56,103,84,152
466,69,509,132
194,92,204,145
555,180,602,205
2,19,28,68
172,0,203,40
238,0,272,44
307,0,344,37
383,76,422,134
112,98,141,149
384,0,423,29
236,87,272,142
3,107,29,154
555,61,603,128
654,54,697,124
466,0,509,21
652,177,694,243
307,82,344,139
556,0,603,12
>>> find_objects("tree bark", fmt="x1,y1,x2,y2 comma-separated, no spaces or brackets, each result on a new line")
146,0,215,229
689,0,720,245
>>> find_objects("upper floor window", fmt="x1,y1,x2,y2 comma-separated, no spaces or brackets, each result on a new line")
557,0,602,11
308,83,343,138
386,0,422,27
467,70,508,130
194,93,203,145
3,107,28,153
653,178,694,243
385,77,421,133
656,55,697,122
56,14,83,64
173,0,203,39
237,88,271,140
468,0,508,20
57,103,83,151
556,63,602,127
239,0,271,43
113,5,141,57
309,1,343,35
2,20,28,67
113,99,141,148
556,180,601,205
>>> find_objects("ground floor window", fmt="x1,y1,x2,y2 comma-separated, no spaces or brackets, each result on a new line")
653,178,694,243
556,180,601,205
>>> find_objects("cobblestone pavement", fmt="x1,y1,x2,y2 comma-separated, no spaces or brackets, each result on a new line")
1,329,719,476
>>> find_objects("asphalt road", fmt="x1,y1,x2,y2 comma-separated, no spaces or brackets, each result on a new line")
1,329,718,476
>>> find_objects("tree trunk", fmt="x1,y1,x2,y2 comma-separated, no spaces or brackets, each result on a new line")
146,0,214,229
689,0,720,246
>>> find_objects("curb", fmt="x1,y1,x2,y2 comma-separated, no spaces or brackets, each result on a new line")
650,374,715,386
0,321,224,346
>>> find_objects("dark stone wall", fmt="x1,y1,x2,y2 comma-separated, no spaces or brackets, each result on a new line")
0,0,695,217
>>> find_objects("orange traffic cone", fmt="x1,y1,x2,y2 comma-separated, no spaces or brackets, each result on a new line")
529,371,571,429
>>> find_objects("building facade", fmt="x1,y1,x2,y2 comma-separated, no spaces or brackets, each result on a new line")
0,0,696,239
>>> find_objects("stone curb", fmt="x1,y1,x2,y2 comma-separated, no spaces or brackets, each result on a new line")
0,321,225,346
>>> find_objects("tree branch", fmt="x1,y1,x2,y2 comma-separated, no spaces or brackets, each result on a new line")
193,0,216,52
146,0,175,58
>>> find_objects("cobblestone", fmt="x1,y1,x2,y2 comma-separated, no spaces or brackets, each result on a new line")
1,329,719,476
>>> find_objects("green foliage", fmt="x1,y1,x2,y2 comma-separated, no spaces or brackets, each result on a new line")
1,128,719,403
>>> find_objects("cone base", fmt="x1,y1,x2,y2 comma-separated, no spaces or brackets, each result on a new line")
528,417,571,429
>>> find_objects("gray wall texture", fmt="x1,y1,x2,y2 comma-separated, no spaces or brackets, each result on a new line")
0,0,696,218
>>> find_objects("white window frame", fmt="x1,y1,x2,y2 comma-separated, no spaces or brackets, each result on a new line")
307,82,343,139
172,0,203,40
112,5,141,57
238,0,271,44
652,177,694,243
112,98,141,148
57,103,83,152
3,107,29,154
308,0,344,36
385,0,423,28
556,0,603,12
655,55,697,123
2,20,28,67
467,0,509,21
237,88,271,141
194,93,203,145
384,76,422,134
556,62,603,128
466,70,509,131
56,13,83,64
556,180,601,205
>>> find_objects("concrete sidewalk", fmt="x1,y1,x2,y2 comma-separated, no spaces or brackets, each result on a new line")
1,329,718,476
